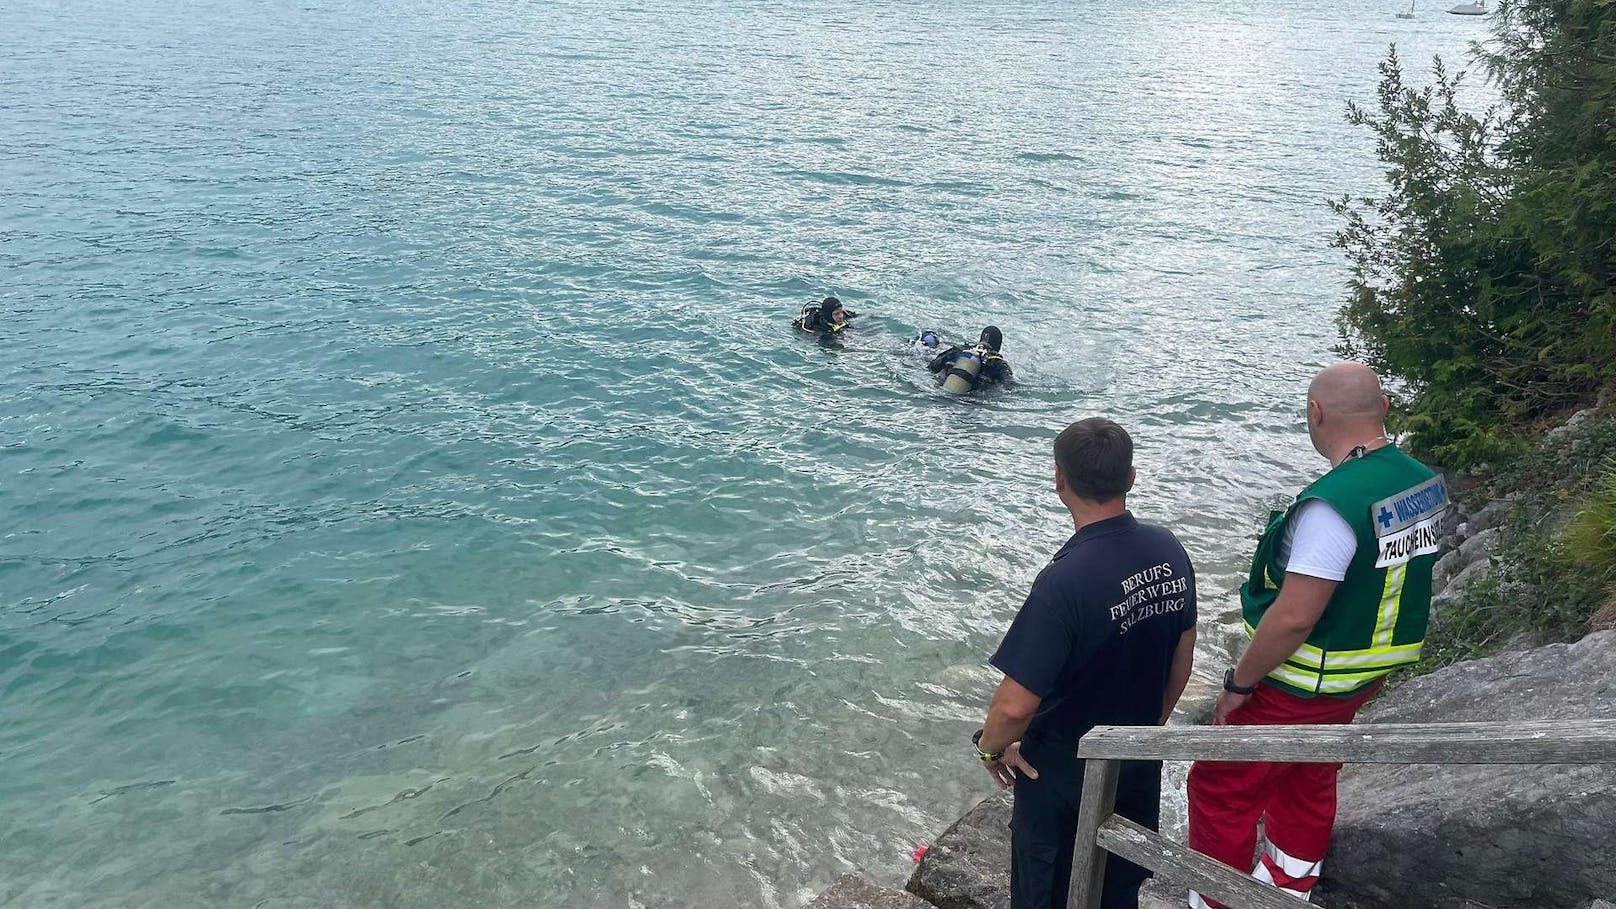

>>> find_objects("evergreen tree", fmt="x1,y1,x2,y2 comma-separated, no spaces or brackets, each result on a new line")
1333,0,1616,467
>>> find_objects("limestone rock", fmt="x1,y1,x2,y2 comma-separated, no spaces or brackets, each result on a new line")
1432,557,1493,612
809,874,934,909
1319,631,1616,909
905,791,1185,909
1139,877,1186,909
1446,500,1467,527
1433,525,1500,597
1179,695,1217,727
1468,498,1514,532
1456,527,1500,566
907,792,1012,909
1437,533,1462,559
1546,408,1597,443
1432,549,1462,592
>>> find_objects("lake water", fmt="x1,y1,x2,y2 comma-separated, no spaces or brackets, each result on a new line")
0,0,1482,905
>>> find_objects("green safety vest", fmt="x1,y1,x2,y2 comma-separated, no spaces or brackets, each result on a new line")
1241,445,1447,697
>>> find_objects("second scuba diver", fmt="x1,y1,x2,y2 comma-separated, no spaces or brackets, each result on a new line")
928,326,1014,394
794,296,858,336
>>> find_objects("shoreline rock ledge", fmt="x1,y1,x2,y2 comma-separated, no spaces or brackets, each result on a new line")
902,788,1180,909
826,632,1614,909
1319,630,1616,909
808,874,934,909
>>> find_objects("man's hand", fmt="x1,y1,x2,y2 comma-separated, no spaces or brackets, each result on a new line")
1212,689,1252,725
982,742,1039,790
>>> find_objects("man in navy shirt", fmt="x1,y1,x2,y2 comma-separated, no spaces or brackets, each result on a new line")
973,417,1198,909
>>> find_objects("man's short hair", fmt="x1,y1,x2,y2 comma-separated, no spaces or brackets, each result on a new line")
1054,418,1133,501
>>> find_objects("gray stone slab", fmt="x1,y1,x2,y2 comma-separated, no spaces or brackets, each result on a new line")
809,873,934,909
1319,632,1616,909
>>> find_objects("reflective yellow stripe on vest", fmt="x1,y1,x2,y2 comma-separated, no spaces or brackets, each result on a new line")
1373,563,1407,649
1244,616,1424,694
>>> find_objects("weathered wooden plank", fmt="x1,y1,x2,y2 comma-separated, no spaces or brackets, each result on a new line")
1076,719,1616,764
1066,758,1119,909
1094,815,1300,909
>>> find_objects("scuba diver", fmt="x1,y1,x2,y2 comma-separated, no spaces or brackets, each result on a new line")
913,328,944,351
794,296,858,335
928,326,1014,394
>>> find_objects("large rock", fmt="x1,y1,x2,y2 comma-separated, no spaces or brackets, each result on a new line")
1433,525,1500,598
907,792,1012,909
904,791,1181,909
1431,549,1462,591
1319,631,1616,909
1546,407,1597,443
1455,527,1500,567
809,874,934,909
1431,557,1493,614
1467,498,1514,532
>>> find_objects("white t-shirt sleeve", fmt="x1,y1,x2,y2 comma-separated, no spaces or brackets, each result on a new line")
1277,499,1358,582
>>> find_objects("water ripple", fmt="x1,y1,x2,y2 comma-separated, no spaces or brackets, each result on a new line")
0,0,1487,906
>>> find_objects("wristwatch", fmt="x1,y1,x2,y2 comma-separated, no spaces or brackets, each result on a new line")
1223,668,1257,696
971,728,1004,763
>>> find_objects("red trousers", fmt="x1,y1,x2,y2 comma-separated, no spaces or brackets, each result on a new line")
1185,681,1379,908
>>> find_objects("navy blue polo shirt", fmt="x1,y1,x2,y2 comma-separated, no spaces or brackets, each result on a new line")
991,512,1196,746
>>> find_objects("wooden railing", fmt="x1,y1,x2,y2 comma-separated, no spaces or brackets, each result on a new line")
1067,719,1616,909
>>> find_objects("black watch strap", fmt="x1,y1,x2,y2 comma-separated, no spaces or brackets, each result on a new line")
971,728,1004,763
1223,668,1257,696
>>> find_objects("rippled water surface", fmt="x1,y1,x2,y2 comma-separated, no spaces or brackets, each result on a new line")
2,1,1482,905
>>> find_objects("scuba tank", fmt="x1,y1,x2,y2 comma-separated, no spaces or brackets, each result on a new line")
798,300,846,333
941,347,987,394
797,301,822,332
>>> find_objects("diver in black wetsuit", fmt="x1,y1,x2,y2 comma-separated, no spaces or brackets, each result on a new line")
928,326,1014,393
794,296,858,335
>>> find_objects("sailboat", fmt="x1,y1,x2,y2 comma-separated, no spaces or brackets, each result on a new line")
1448,0,1486,14
1397,0,1416,17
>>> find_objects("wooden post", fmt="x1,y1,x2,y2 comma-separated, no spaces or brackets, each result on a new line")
1066,757,1120,909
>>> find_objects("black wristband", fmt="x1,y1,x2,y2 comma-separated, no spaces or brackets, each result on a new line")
1223,667,1257,696
971,728,1003,763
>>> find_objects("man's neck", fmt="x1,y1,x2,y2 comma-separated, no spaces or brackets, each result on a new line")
1067,499,1127,533
1324,428,1392,467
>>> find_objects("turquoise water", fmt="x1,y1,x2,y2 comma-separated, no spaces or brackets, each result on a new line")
1,1,1481,905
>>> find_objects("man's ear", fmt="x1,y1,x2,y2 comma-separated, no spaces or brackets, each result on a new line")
1308,398,1324,428
1054,464,1067,495
1126,467,1137,495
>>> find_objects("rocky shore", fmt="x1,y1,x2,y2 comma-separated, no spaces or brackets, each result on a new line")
811,406,1616,909
1320,630,1616,909
814,634,1615,909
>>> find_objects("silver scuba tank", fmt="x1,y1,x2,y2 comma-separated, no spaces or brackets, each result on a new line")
941,348,986,394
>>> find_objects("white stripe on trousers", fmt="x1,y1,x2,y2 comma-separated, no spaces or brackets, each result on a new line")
1252,840,1321,900
1186,841,1322,908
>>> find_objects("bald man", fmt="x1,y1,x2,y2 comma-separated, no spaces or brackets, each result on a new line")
1185,363,1447,909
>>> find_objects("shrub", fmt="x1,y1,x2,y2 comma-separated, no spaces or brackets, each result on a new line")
1333,1,1616,469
